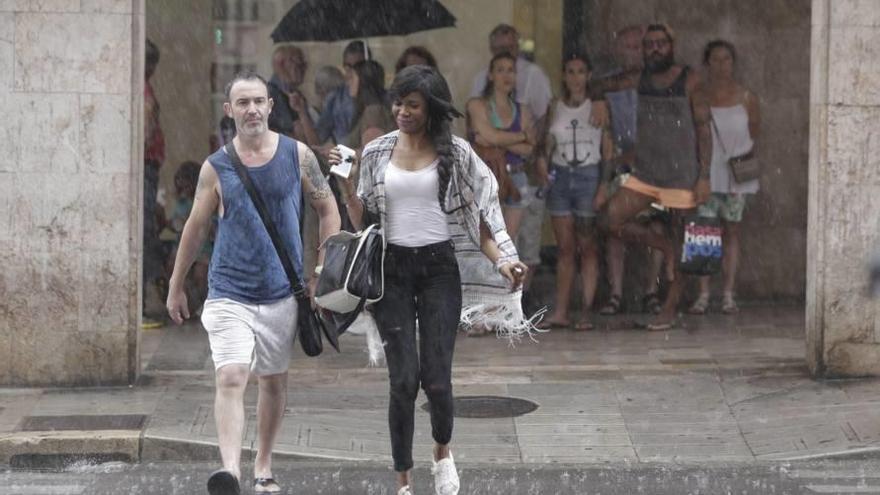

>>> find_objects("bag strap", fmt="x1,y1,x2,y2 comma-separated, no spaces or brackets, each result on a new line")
225,142,307,299
710,116,729,156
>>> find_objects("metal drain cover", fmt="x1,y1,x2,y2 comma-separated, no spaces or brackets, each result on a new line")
19,414,147,431
422,395,539,418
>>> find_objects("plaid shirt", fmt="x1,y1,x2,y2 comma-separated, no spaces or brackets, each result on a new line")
356,130,519,266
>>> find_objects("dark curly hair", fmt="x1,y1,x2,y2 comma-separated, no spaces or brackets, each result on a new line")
703,39,737,65
388,65,464,212
394,46,438,74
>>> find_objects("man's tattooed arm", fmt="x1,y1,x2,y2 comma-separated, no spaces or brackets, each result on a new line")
300,146,332,201
688,73,712,179
298,143,341,268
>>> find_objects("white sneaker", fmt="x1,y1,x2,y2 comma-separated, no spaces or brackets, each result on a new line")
431,452,460,495
397,486,413,495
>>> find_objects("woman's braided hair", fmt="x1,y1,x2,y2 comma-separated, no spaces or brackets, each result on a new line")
388,65,463,212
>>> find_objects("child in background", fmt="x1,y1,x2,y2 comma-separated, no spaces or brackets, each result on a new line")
163,161,213,315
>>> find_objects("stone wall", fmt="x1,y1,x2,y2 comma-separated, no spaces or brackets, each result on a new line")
579,1,811,303
0,0,142,386
808,0,880,376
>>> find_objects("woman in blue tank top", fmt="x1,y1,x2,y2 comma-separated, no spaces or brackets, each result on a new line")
466,51,536,240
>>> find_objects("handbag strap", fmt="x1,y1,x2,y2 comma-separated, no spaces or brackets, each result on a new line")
225,142,307,299
710,116,729,156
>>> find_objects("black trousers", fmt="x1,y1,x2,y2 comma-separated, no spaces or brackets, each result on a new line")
373,240,462,472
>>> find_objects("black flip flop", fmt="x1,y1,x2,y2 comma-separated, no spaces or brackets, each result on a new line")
207,469,240,495
599,294,622,315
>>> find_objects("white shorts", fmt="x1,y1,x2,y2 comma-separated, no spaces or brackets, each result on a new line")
200,296,297,376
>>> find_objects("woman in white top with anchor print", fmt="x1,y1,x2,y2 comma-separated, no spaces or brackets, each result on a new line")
536,52,614,331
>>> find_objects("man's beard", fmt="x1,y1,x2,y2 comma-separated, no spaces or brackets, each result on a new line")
645,52,675,73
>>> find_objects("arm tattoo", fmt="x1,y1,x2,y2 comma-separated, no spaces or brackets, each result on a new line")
300,148,332,201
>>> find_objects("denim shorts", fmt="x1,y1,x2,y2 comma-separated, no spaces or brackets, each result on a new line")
503,170,531,208
546,164,601,217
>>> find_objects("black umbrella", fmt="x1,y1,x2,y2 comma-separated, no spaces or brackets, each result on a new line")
271,0,456,43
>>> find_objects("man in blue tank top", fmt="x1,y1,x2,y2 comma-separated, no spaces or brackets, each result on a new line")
166,71,341,495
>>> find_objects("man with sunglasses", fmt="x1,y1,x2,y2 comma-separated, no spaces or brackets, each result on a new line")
315,40,371,146
598,24,712,330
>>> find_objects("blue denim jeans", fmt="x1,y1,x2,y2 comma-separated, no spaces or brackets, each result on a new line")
546,164,601,217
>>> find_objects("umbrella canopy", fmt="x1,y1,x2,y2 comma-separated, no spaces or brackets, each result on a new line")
271,0,456,43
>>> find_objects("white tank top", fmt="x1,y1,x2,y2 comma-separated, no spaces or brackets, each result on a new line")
710,104,758,194
384,159,451,247
549,99,602,167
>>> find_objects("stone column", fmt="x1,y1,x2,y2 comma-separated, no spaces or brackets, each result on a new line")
808,0,880,376
0,1,143,385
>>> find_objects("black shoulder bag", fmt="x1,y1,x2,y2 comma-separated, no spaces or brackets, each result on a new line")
225,142,337,356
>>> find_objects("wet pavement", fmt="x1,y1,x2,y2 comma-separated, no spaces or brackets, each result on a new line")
6,458,880,494
4,306,880,471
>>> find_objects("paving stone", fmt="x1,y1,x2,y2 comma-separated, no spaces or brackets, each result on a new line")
21,307,880,466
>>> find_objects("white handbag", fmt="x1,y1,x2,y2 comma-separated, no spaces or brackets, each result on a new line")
314,224,385,313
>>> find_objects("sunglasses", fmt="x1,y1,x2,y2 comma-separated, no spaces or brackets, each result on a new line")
643,38,671,49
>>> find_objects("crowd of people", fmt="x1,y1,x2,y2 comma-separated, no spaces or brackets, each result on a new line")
155,20,761,495
235,22,759,331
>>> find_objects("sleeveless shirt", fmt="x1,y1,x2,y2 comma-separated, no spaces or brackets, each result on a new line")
206,135,304,304
634,66,700,190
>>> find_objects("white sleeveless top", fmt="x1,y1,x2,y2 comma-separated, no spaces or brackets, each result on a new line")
710,104,759,194
384,159,451,247
549,99,602,167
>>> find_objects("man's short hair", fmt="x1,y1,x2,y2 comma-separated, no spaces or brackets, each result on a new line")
314,65,345,95
145,39,160,68
224,71,269,101
645,23,675,43
273,44,303,59
615,24,644,41
489,23,518,42
343,40,371,60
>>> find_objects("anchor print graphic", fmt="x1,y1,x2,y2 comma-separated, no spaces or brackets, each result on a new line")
561,118,593,167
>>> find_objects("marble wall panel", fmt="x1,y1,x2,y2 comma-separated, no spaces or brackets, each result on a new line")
79,173,131,255
0,1,139,385
78,250,129,333
14,12,131,94
10,327,128,385
830,0,880,27
820,181,880,348
10,93,80,174
0,13,12,92
827,26,880,106
79,94,131,174
0,0,80,13
826,105,880,185
82,0,130,14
